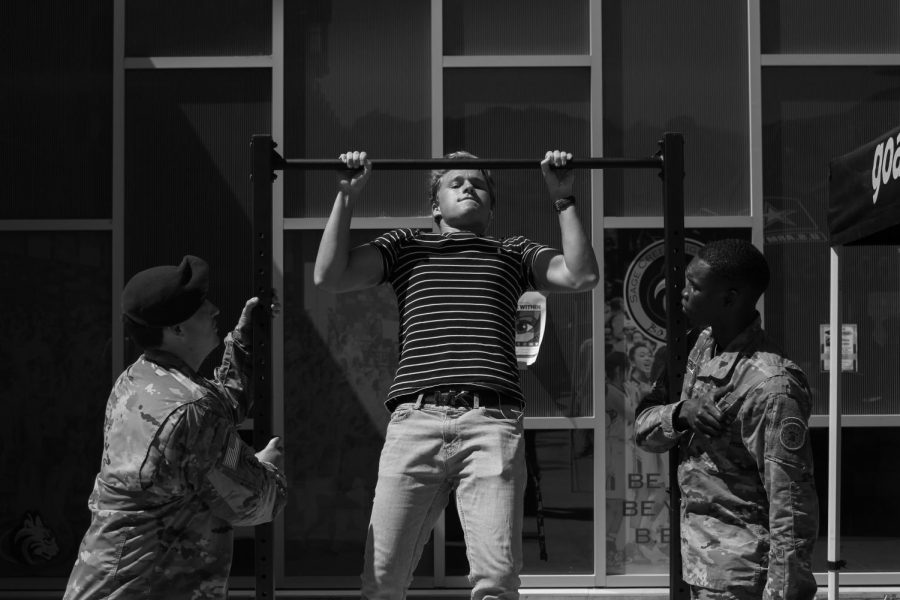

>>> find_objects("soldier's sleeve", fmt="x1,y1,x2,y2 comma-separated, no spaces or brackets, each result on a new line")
202,427,288,527
634,376,684,453
211,330,253,422
635,328,700,452
745,379,819,600
168,402,287,527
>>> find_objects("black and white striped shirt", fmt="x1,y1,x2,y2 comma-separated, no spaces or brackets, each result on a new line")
370,228,551,404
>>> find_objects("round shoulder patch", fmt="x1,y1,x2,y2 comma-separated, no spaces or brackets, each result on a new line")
779,416,807,451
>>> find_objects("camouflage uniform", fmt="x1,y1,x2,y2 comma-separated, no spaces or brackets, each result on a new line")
64,330,287,600
634,316,818,600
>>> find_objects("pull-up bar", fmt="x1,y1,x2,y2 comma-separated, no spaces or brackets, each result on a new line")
248,132,688,600
278,156,663,170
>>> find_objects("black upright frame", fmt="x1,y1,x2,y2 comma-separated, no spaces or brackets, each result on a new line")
249,133,687,600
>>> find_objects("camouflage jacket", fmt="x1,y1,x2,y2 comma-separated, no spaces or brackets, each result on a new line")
634,316,818,600
64,331,287,600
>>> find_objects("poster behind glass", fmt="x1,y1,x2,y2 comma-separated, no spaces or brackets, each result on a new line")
603,228,748,575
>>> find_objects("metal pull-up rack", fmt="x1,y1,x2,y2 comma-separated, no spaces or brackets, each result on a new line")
277,156,664,171
248,132,688,600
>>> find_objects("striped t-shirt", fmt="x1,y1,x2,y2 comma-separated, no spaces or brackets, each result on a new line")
370,228,551,405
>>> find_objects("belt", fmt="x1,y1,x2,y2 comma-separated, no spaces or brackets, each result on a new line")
389,388,522,412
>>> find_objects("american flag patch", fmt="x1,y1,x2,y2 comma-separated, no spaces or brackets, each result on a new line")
223,432,240,469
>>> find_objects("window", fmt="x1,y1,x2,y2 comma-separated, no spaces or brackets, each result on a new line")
283,0,430,219
603,228,750,576
0,232,111,577
602,0,749,217
443,0,589,56
762,66,900,415
761,0,900,54
125,0,271,56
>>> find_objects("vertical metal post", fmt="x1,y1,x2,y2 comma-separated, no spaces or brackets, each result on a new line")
661,132,689,600
250,134,275,600
827,246,842,600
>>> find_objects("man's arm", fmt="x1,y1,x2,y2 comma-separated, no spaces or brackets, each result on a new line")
163,406,288,527
752,387,819,600
203,427,288,527
635,329,722,452
313,151,384,293
531,150,599,293
212,296,277,422
634,369,685,453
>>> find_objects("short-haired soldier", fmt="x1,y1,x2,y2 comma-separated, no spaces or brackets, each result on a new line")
634,239,818,600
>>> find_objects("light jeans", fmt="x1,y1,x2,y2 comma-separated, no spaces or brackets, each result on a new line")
361,401,526,600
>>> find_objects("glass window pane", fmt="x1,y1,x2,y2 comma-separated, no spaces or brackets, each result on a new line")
520,291,594,418
444,68,592,417
3,1,112,219
761,0,900,54
444,68,590,161
810,427,900,572
283,230,437,581
0,232,111,578
602,0,749,217
603,228,749,574
125,0,271,57
443,0,589,56
444,430,594,575
283,0,430,218
124,69,270,358
762,67,900,415
836,246,900,414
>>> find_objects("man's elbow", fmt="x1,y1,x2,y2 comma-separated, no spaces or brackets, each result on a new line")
313,268,337,292
573,272,600,291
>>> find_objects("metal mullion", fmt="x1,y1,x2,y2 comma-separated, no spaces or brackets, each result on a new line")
519,574,600,588
123,56,273,69
431,0,443,159
761,53,900,67
825,575,900,586
605,573,670,588
431,0,447,584
590,0,606,586
271,0,286,589
284,217,433,230
603,216,753,230
442,55,592,68
0,220,113,231
809,415,900,427
113,0,125,379
827,247,842,600
524,417,598,430
747,0,766,328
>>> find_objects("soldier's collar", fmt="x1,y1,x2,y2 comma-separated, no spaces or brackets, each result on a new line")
703,314,763,376
143,348,196,377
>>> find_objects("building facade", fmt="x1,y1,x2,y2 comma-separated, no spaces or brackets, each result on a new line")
2,0,899,596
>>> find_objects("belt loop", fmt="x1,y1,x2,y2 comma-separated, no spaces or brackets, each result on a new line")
473,393,480,409
414,393,424,409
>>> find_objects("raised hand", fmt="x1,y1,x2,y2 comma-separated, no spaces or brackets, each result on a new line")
540,149,575,199
234,291,281,340
338,150,372,196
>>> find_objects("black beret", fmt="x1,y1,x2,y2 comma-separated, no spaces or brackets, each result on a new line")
122,255,209,327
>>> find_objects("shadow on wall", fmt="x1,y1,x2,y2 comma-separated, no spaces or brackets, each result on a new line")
281,256,400,576
0,246,111,577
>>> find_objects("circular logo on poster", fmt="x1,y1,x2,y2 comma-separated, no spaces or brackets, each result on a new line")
623,238,704,345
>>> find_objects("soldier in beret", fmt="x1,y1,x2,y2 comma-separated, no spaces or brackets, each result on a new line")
634,239,818,600
64,255,287,600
